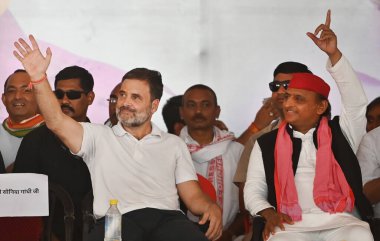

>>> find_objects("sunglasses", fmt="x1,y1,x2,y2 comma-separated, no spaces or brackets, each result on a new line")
269,80,290,92
54,89,87,100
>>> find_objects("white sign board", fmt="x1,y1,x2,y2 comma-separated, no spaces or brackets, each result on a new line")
0,173,49,217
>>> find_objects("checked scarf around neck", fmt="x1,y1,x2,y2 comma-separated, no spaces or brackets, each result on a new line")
3,114,45,138
274,117,354,221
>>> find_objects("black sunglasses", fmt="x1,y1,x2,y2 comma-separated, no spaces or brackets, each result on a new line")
54,89,87,100
269,80,290,92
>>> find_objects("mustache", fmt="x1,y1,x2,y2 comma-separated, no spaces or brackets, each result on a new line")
192,113,206,121
119,105,136,113
61,104,75,113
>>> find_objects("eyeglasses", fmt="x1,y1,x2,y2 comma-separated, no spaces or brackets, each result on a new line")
54,89,87,100
107,97,118,104
269,80,290,92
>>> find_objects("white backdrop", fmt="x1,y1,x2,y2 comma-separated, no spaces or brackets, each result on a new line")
1,0,380,135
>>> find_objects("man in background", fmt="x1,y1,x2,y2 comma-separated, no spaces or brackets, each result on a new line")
0,69,44,172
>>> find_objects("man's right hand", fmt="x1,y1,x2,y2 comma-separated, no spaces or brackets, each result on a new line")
259,208,294,241
253,98,279,130
13,35,52,81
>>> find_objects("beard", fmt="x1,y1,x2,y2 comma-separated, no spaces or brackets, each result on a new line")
116,104,151,127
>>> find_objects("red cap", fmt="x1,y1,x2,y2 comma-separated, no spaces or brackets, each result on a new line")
288,73,330,98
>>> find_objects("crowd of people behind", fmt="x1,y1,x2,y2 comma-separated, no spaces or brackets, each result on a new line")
0,10,379,241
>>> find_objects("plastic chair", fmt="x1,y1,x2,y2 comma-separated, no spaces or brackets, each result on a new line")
196,173,217,202
0,182,74,241
249,216,265,241
81,190,95,241
43,182,75,241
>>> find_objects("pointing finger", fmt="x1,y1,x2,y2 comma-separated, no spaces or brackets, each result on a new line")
325,9,331,29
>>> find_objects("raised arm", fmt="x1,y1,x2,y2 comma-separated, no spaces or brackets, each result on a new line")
307,10,367,151
13,35,83,153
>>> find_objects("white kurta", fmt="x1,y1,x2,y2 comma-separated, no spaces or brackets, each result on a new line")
357,126,380,218
244,55,370,233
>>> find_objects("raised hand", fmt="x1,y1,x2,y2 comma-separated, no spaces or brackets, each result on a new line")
13,35,52,81
306,10,341,64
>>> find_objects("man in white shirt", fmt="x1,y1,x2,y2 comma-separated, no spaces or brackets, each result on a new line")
244,10,373,241
357,126,380,240
13,37,222,241
180,84,244,240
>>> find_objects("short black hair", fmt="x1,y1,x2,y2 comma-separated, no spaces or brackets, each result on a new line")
366,97,380,117
162,95,184,134
4,69,27,92
317,94,332,119
183,84,218,106
54,66,94,92
273,62,312,77
122,68,163,101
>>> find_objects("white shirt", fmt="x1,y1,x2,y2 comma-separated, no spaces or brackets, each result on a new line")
357,126,380,218
0,125,23,168
244,55,369,231
76,122,197,218
180,126,243,228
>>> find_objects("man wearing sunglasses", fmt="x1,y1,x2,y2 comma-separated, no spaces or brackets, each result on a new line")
13,65,94,241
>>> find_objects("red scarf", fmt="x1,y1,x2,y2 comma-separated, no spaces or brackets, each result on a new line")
274,117,354,221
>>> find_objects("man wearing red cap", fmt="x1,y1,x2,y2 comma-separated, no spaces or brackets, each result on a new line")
244,10,374,241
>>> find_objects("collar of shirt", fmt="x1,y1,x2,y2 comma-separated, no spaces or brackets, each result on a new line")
292,126,315,141
112,122,162,139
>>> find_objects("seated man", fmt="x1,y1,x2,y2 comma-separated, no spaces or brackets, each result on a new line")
357,127,380,240
13,35,222,241
180,84,245,240
357,97,380,240
13,66,94,241
244,10,373,241
233,61,312,241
